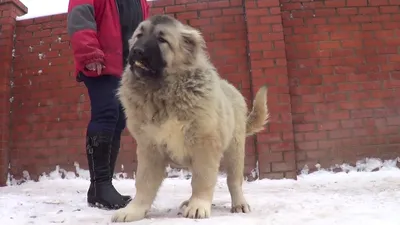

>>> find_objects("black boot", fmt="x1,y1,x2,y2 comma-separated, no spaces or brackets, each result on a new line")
110,136,132,203
86,132,130,210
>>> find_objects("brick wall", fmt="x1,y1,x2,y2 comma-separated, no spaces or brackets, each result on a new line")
1,0,399,186
280,0,400,171
0,0,27,186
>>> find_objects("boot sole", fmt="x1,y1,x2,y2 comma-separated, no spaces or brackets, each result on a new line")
87,201,126,210
87,196,129,210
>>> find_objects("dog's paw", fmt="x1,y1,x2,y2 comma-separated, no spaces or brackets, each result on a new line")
181,198,211,219
231,202,251,213
111,205,147,223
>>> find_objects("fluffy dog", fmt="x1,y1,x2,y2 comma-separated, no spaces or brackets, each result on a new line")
111,15,269,223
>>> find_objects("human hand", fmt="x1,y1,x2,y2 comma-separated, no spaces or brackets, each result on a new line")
85,62,105,75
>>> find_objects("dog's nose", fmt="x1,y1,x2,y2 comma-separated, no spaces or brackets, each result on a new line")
128,47,144,66
132,47,144,57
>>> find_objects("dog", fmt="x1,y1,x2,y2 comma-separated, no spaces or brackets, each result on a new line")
111,14,269,223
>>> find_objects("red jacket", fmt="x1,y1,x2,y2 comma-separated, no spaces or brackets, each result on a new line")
67,0,149,78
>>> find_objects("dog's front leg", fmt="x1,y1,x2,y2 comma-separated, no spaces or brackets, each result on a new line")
181,137,222,219
112,143,165,223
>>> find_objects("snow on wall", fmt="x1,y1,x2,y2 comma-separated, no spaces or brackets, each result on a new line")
17,0,69,20
17,0,157,21
6,157,400,186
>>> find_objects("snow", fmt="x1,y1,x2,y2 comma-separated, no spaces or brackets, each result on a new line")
17,0,156,21
1,158,400,225
17,0,69,20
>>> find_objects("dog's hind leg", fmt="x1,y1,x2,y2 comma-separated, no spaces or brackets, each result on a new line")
111,143,165,223
224,133,251,213
181,137,222,219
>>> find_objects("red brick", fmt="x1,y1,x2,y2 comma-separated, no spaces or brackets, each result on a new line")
176,11,198,20
257,0,279,7
315,8,337,16
222,7,243,15
269,7,281,15
380,6,399,13
304,131,327,141
359,7,380,14
294,123,316,132
208,1,230,8
389,0,400,5
306,150,330,160
329,17,350,24
271,162,295,172
246,8,270,16
297,142,318,150
318,121,340,131
337,7,358,15
200,9,222,17
387,117,400,125
370,0,389,5
362,22,382,30
164,5,186,13
319,41,341,49
325,0,346,7
347,0,368,6
329,129,352,139
306,18,327,25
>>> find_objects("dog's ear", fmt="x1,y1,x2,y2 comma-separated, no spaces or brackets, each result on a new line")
181,26,206,56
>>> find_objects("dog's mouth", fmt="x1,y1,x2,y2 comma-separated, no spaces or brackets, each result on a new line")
133,60,150,71
132,60,159,75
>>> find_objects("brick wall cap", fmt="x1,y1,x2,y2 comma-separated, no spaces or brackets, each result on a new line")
0,0,28,16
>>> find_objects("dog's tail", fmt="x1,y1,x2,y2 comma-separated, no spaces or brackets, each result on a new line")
246,85,270,136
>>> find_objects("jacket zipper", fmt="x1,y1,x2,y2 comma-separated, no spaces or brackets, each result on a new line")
115,0,120,14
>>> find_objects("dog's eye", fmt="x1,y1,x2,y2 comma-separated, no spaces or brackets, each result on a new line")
158,37,167,43
136,34,143,38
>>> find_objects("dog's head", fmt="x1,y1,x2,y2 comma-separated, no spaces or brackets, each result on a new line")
127,15,206,78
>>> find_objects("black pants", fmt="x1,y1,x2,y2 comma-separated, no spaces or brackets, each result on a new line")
79,73,126,138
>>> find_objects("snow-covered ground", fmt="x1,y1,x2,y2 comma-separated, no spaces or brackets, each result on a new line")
10,1,400,224
1,158,400,225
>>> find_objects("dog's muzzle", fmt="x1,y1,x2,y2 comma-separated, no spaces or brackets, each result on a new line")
129,47,152,72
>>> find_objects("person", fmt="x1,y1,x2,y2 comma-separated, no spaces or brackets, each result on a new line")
66,0,149,210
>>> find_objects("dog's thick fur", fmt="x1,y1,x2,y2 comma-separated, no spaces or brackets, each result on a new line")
111,15,269,223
